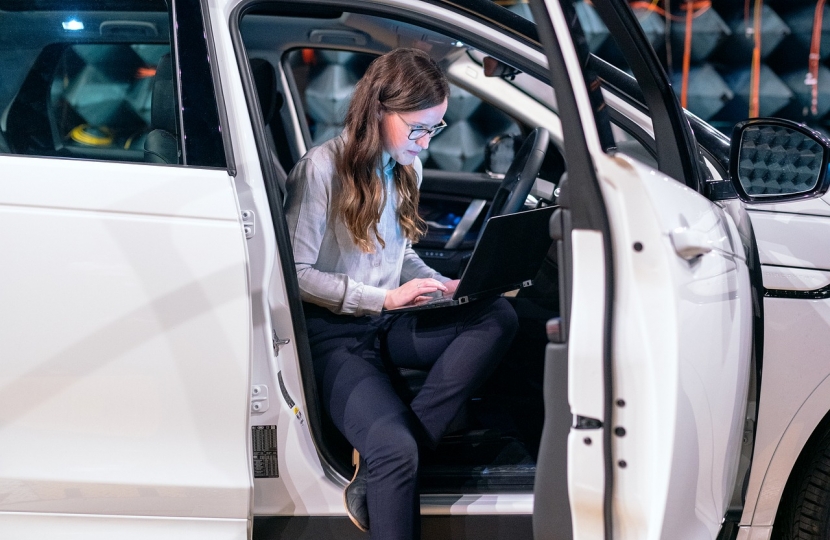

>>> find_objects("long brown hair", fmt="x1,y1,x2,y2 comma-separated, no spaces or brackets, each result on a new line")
334,48,449,253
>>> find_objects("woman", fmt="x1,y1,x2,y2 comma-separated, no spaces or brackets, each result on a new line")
284,48,519,539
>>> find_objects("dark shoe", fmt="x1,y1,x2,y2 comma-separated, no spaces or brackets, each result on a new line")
344,449,369,532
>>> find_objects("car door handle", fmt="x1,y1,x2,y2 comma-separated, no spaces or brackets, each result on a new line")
444,199,487,250
670,227,713,260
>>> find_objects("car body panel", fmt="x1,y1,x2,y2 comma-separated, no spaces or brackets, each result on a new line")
0,156,251,536
209,0,346,518
0,513,247,540
749,196,830,219
761,267,830,291
737,206,830,531
740,295,830,527
750,211,830,270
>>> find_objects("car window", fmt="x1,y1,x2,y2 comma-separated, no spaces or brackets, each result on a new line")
285,48,521,174
0,1,178,164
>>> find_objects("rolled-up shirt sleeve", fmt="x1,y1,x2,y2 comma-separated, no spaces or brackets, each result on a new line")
284,156,387,316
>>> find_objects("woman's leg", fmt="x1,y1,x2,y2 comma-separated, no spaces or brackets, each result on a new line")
381,297,519,447
305,306,421,540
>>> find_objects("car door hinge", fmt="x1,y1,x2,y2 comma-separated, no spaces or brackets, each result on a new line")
272,329,290,355
251,384,269,413
573,415,603,429
242,209,255,239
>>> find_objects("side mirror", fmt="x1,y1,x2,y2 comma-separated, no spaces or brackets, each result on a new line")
730,118,830,203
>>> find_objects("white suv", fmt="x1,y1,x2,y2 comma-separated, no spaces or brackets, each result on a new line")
0,0,828,539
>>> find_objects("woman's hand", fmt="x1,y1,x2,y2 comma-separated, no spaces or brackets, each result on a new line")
442,279,460,297
384,278,448,309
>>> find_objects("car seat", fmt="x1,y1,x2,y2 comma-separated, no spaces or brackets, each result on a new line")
144,53,180,164
249,57,288,195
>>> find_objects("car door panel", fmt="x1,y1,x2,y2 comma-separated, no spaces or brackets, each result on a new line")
0,156,251,537
531,0,754,533
597,153,751,538
566,228,608,539
420,170,502,200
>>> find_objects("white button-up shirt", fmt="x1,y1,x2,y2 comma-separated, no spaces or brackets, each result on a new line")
284,134,447,316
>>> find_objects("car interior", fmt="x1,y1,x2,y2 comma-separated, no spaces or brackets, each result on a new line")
240,5,574,494
0,3,175,164
0,0,657,498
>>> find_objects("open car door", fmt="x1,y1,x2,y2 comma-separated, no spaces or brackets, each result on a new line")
530,0,755,537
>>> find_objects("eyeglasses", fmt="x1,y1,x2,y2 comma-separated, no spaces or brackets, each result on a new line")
395,112,447,140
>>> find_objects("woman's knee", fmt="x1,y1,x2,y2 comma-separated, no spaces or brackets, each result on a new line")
364,419,419,477
486,297,520,338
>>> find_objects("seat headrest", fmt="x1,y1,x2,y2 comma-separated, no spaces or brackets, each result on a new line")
249,58,282,125
151,53,177,134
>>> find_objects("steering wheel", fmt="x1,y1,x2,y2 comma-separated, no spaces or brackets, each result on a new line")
484,127,550,221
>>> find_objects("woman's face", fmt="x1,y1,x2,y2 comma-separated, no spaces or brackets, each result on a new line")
380,99,448,166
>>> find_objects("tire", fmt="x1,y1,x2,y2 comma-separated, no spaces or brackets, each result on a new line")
776,428,830,539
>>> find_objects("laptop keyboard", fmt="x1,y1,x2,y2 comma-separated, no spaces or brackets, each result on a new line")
420,296,456,307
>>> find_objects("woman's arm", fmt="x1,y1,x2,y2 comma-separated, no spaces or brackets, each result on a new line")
400,243,450,284
284,154,388,316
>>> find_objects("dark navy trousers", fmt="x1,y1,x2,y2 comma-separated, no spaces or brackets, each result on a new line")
304,297,519,540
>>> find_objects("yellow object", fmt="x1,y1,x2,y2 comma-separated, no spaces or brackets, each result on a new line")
69,124,114,146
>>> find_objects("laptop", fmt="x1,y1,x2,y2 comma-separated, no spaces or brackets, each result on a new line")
385,205,556,313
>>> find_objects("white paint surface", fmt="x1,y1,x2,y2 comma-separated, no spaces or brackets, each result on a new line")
0,156,251,537
595,153,752,540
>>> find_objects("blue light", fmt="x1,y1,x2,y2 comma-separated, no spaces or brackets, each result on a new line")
62,19,84,31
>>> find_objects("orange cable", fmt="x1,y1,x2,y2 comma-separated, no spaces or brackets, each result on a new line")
629,0,709,21
630,0,711,109
809,0,826,116
749,0,763,117
680,0,694,108
687,1,711,19
665,0,673,76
